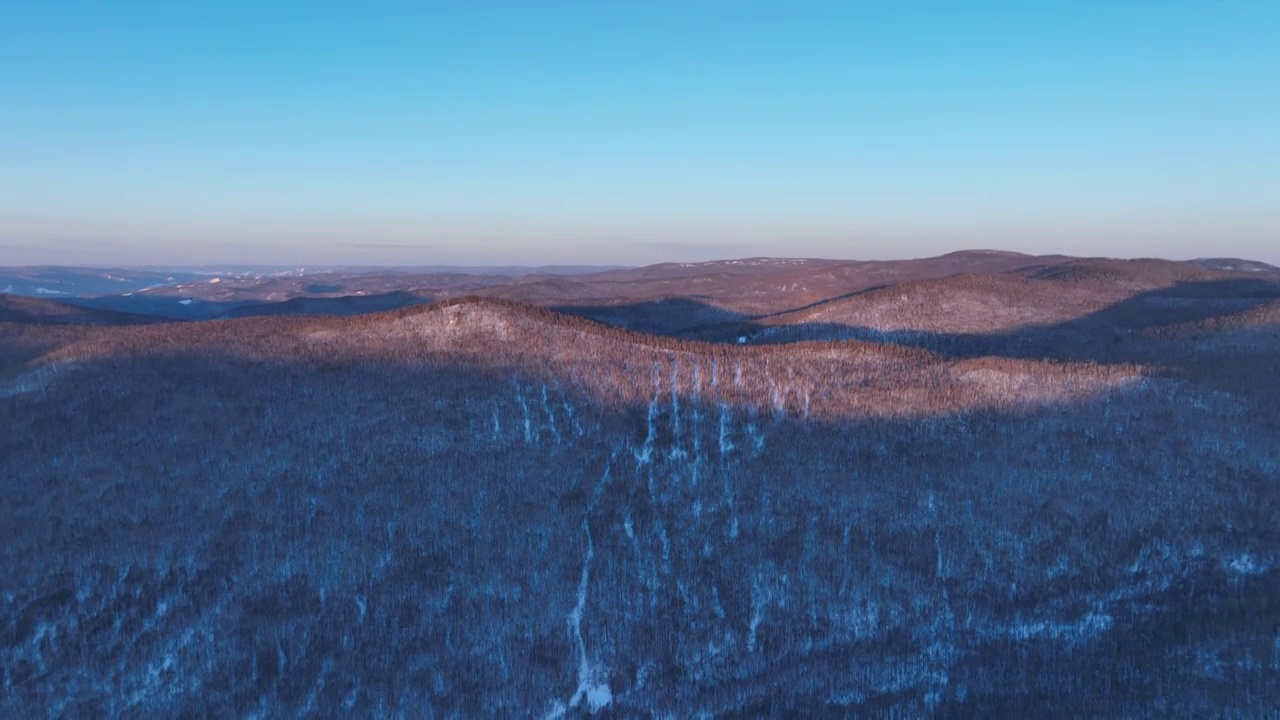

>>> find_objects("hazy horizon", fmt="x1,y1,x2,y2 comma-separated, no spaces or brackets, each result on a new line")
5,245,1280,273
3,2,1277,266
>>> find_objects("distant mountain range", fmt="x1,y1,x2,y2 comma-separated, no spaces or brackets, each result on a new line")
4,251,1278,327
0,264,625,301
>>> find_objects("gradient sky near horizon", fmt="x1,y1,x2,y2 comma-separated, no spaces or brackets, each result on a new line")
2,1,1278,266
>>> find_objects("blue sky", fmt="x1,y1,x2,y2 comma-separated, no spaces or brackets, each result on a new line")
1,1,1277,265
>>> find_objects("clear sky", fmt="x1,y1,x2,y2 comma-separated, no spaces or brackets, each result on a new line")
2,1,1277,266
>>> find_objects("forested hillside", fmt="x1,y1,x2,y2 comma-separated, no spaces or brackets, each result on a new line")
2,264,1279,716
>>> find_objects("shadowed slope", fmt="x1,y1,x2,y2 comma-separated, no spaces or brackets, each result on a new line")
543,257,1274,348
0,295,160,326
226,291,432,318
741,267,1280,350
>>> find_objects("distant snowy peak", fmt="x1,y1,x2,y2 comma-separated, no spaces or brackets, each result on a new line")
704,258,813,267
1191,258,1280,275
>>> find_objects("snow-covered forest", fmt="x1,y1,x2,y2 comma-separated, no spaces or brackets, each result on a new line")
3,274,1279,716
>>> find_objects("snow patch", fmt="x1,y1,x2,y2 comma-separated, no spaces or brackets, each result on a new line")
633,363,660,464
1224,553,1270,576
0,362,71,398
1005,611,1113,645
564,519,612,714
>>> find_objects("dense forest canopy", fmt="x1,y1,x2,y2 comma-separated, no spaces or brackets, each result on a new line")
3,254,1279,716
